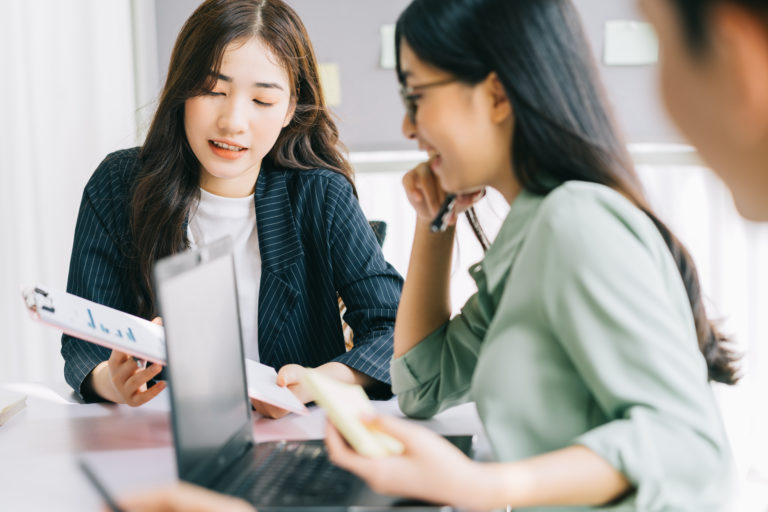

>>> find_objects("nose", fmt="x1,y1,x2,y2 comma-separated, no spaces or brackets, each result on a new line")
217,97,247,134
401,113,417,140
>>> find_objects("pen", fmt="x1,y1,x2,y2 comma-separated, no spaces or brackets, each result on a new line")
429,194,457,233
77,458,127,512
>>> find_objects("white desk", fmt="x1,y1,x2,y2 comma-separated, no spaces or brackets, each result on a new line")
0,382,487,512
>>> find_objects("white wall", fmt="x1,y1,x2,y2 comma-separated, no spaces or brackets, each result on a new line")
0,0,138,383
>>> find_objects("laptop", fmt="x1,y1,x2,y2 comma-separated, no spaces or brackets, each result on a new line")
152,236,474,510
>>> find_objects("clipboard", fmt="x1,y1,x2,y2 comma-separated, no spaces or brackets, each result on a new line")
21,284,309,415
21,285,166,365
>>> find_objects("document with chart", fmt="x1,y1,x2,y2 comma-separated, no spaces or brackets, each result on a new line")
21,285,166,365
21,285,309,414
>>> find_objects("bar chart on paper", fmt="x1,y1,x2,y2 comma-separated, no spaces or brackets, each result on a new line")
21,285,310,414
21,285,167,365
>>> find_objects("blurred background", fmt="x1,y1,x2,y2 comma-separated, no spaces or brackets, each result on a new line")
1,1,766,509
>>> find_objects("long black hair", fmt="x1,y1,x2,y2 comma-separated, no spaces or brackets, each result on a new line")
131,0,352,318
396,0,739,384
670,0,768,52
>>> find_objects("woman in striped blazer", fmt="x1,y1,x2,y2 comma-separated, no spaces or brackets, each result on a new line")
61,0,402,416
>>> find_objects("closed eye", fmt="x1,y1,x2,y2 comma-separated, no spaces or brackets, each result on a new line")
405,93,422,103
253,99,275,106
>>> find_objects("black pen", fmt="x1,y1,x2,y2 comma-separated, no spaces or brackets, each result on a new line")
429,194,457,233
78,458,127,512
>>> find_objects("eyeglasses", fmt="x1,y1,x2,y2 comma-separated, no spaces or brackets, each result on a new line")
399,77,459,124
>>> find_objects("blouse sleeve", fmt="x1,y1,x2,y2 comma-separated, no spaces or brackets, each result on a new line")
390,285,490,419
534,189,733,508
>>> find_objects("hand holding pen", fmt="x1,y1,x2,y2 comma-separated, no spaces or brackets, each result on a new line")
402,161,486,233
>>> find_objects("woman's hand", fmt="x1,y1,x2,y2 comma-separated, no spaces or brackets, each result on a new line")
116,481,254,512
401,161,485,226
324,415,487,509
105,350,165,407
250,363,310,419
89,317,166,406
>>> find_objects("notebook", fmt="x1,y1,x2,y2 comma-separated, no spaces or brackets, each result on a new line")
152,236,474,510
301,369,404,457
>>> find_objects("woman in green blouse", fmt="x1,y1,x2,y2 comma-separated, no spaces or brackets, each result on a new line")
324,0,739,510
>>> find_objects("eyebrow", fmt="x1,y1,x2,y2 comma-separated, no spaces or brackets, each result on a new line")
213,73,284,91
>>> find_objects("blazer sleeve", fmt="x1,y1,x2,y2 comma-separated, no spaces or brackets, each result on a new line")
325,178,403,390
61,174,134,401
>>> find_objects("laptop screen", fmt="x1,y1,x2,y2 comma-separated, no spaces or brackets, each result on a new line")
153,237,253,484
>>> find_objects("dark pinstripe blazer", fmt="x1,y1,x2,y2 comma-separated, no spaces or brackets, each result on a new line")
61,148,403,400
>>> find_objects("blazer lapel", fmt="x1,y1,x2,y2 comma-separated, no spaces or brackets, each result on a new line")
253,168,304,367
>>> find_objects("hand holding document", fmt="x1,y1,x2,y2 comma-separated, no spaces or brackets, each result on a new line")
244,359,308,415
21,285,309,415
21,285,166,365
301,369,404,457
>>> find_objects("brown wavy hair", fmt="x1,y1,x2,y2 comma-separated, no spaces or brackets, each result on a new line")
397,0,740,384
131,0,353,318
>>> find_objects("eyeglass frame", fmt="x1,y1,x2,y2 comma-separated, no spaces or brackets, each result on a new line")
399,77,460,124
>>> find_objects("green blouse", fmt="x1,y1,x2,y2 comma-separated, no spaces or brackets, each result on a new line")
391,182,732,511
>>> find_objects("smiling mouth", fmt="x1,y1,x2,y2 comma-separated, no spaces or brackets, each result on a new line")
210,140,247,152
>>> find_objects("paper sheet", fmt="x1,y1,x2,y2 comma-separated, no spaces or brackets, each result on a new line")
0,390,27,426
245,359,308,415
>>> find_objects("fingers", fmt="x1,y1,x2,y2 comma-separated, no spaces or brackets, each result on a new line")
124,364,163,390
123,366,165,406
108,349,165,407
108,348,131,367
129,380,167,407
276,364,313,403
324,420,372,476
402,162,445,219
453,188,486,213
250,398,290,419
402,162,487,224
419,168,442,216
363,415,427,451
402,171,425,207
276,364,305,387
109,351,139,388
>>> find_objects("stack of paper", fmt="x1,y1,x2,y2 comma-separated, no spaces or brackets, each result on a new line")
0,390,27,426
301,369,404,457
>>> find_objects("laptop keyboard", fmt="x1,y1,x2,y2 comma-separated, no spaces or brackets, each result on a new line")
232,440,361,506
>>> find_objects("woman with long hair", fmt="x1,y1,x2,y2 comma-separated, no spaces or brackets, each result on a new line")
322,0,738,510
61,0,402,415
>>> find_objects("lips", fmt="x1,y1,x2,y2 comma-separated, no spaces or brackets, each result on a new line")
208,139,248,160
